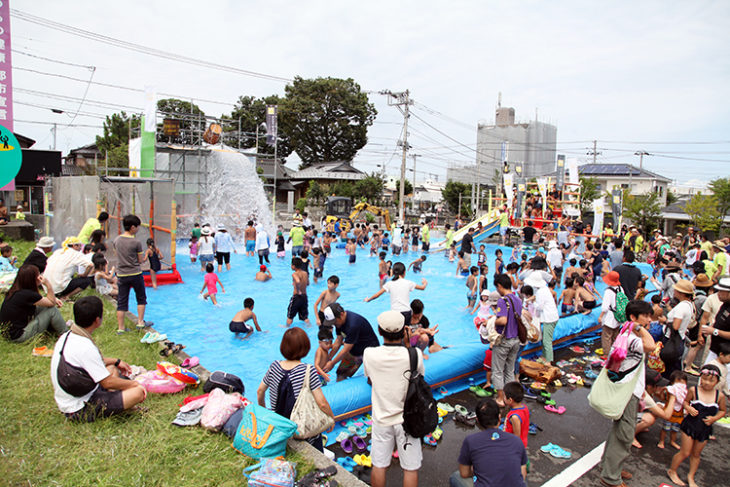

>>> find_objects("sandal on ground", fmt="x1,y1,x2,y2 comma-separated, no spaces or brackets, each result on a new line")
181,356,199,368
352,436,367,452
437,402,455,413
454,412,476,427
423,434,437,446
544,405,566,414
136,321,154,329
431,426,443,441
454,405,468,416
437,386,448,396
340,438,354,454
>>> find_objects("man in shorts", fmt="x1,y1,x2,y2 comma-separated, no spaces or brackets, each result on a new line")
364,310,424,487
50,296,146,422
244,220,256,257
113,215,151,333
323,303,379,381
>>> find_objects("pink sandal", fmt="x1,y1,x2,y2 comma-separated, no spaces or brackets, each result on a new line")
544,405,566,415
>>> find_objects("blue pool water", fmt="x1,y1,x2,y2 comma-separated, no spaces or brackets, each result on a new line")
146,237,493,384
143,237,654,416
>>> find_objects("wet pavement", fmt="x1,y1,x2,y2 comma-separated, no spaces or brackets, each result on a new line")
328,343,730,486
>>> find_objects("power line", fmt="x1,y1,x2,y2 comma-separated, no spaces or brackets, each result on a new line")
12,48,95,70
12,9,293,83
16,87,141,111
15,119,104,129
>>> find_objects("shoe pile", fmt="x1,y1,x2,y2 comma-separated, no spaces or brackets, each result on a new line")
296,465,339,487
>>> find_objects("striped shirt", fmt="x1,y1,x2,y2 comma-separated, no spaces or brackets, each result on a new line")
262,361,322,413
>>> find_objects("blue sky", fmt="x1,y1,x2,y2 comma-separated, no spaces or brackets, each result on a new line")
11,0,730,186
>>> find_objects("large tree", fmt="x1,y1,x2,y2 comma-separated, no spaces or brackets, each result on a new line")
684,194,723,233
95,111,140,169
279,76,376,168
579,177,600,217
623,191,663,237
354,173,385,203
708,177,730,221
225,95,292,160
442,180,472,217
156,98,205,145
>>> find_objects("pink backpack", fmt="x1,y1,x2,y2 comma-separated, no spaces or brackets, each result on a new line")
200,387,243,431
605,321,634,372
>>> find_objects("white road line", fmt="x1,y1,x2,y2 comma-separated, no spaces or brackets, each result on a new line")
540,441,605,487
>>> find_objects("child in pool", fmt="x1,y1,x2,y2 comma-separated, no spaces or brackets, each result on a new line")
346,238,357,264
92,253,118,297
145,238,163,289
495,248,504,274
314,275,340,326
466,266,479,309
477,244,487,266
314,327,334,384
200,263,225,305
456,251,470,276
667,364,726,487
658,370,688,450
448,241,457,262
189,236,198,263
275,231,286,258
377,251,388,288
408,255,427,273
255,264,272,281
229,297,262,338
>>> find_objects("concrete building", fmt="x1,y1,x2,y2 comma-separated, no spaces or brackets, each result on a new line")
446,163,495,188
475,105,557,179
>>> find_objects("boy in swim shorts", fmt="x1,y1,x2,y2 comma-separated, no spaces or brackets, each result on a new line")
314,327,334,384
286,257,310,326
314,275,340,326
378,251,388,288
229,297,262,339
346,238,357,264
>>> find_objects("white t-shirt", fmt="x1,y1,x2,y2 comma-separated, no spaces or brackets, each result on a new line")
255,230,270,251
601,286,621,329
382,278,417,312
392,228,403,247
702,293,723,324
547,248,563,269
77,252,93,275
363,345,424,426
44,248,93,294
197,236,215,256
50,331,110,413
667,300,695,340
534,286,559,323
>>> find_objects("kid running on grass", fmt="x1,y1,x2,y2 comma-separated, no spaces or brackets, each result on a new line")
658,370,688,450
229,297,262,339
286,257,310,326
314,275,340,326
200,263,224,305
314,327,334,384
145,238,163,289
667,364,726,487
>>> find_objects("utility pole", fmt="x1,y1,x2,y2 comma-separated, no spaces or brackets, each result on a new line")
634,150,649,169
411,153,420,194
380,90,412,224
52,123,57,150
587,140,602,164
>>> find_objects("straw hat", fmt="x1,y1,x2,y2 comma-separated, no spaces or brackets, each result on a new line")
712,240,724,249
524,273,547,289
692,273,713,289
603,271,620,287
201,227,211,236
715,276,730,292
672,279,695,296
38,236,56,248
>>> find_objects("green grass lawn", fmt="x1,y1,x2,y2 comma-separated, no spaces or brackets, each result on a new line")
0,236,312,486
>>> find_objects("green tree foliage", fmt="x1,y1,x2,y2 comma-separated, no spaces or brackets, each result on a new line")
442,181,472,217
666,189,679,207
394,179,414,207
295,197,307,213
279,77,376,168
579,177,600,216
623,192,663,237
354,173,385,202
225,95,293,160
95,111,140,169
156,98,205,145
684,194,723,233
330,181,355,198
305,180,327,205
708,177,730,220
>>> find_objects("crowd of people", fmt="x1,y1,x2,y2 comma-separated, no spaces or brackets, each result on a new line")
1,204,729,487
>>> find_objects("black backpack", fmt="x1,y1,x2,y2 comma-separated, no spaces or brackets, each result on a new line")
203,371,245,395
402,347,438,438
274,368,297,418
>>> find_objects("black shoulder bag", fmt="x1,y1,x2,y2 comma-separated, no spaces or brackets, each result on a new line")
56,333,98,397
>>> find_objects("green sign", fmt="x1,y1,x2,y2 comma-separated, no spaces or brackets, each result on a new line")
0,124,22,188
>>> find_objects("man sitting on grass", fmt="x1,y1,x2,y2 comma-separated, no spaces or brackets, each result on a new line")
50,296,146,422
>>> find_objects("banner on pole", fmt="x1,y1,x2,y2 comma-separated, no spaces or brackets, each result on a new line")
128,137,141,178
143,86,156,133
501,141,508,162
556,155,565,191
503,172,514,209
515,178,526,218
266,105,278,146
611,189,623,228
566,158,579,185
0,1,16,191
593,198,605,235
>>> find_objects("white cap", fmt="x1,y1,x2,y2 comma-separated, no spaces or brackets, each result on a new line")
377,310,405,333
